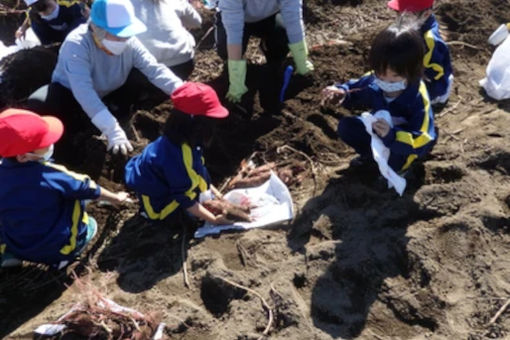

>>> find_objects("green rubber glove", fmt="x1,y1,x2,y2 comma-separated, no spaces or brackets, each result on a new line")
226,59,248,103
289,40,314,75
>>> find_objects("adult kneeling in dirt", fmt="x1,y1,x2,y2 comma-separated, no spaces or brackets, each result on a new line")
124,82,234,225
215,0,314,103
0,109,131,269
25,0,183,155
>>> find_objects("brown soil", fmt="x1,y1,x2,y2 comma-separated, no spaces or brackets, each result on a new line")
1,0,510,339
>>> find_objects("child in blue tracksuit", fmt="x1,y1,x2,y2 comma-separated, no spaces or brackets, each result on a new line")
15,0,88,44
321,22,437,174
0,109,129,268
387,0,453,104
125,82,231,224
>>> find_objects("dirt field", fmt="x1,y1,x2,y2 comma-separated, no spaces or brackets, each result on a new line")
1,0,510,339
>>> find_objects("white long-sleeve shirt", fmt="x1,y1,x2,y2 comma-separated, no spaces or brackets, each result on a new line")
218,0,304,45
52,24,182,119
131,0,202,67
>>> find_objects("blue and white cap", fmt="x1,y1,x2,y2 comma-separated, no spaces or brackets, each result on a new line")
91,0,147,38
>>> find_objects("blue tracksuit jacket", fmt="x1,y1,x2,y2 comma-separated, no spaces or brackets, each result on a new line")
0,159,100,264
28,0,86,44
124,136,211,220
337,72,437,168
420,14,453,102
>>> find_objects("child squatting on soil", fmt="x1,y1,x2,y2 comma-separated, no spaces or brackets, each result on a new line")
321,21,437,175
0,109,131,269
387,0,453,105
16,0,88,45
124,82,234,225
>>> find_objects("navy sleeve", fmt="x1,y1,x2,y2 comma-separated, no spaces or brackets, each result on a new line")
336,73,376,110
423,30,452,99
42,163,101,200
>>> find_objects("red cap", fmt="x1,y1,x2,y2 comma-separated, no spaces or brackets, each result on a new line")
0,109,64,157
171,82,229,118
387,0,433,11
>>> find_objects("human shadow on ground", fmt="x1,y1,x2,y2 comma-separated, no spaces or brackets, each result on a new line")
286,163,438,338
96,213,195,293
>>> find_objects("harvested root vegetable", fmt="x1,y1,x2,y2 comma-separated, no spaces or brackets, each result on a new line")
246,162,275,177
228,172,271,189
227,160,308,189
60,309,157,339
203,199,251,222
227,163,276,190
276,168,293,184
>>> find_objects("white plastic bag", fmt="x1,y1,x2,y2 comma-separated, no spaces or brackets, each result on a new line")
194,172,294,238
480,35,510,100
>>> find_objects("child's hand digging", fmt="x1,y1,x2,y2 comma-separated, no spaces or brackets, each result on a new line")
321,86,346,106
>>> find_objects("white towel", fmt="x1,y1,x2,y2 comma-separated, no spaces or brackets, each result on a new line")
194,172,294,238
359,110,407,196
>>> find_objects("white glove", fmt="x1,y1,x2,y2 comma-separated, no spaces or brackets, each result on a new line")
91,109,133,155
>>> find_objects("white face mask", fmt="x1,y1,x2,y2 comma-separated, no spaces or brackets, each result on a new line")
374,77,407,93
28,144,54,162
40,4,59,20
102,39,129,55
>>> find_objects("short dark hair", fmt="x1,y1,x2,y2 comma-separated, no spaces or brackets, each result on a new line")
369,21,425,84
163,109,215,148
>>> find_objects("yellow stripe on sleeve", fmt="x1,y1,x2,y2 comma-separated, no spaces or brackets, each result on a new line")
395,82,433,149
182,143,208,194
423,30,444,81
140,144,208,221
44,162,97,190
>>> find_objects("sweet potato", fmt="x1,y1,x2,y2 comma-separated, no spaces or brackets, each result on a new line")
228,172,271,189
203,199,251,222
246,162,276,177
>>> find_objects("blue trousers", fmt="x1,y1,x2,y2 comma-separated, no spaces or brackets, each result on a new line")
337,117,411,172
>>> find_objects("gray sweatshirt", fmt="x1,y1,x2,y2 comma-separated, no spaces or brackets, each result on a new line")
218,0,304,45
52,24,182,119
132,0,202,67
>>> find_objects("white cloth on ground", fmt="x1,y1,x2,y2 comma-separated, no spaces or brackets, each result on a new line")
194,172,293,238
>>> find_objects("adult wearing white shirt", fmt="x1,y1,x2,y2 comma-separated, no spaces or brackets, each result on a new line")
26,0,183,155
131,0,202,80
